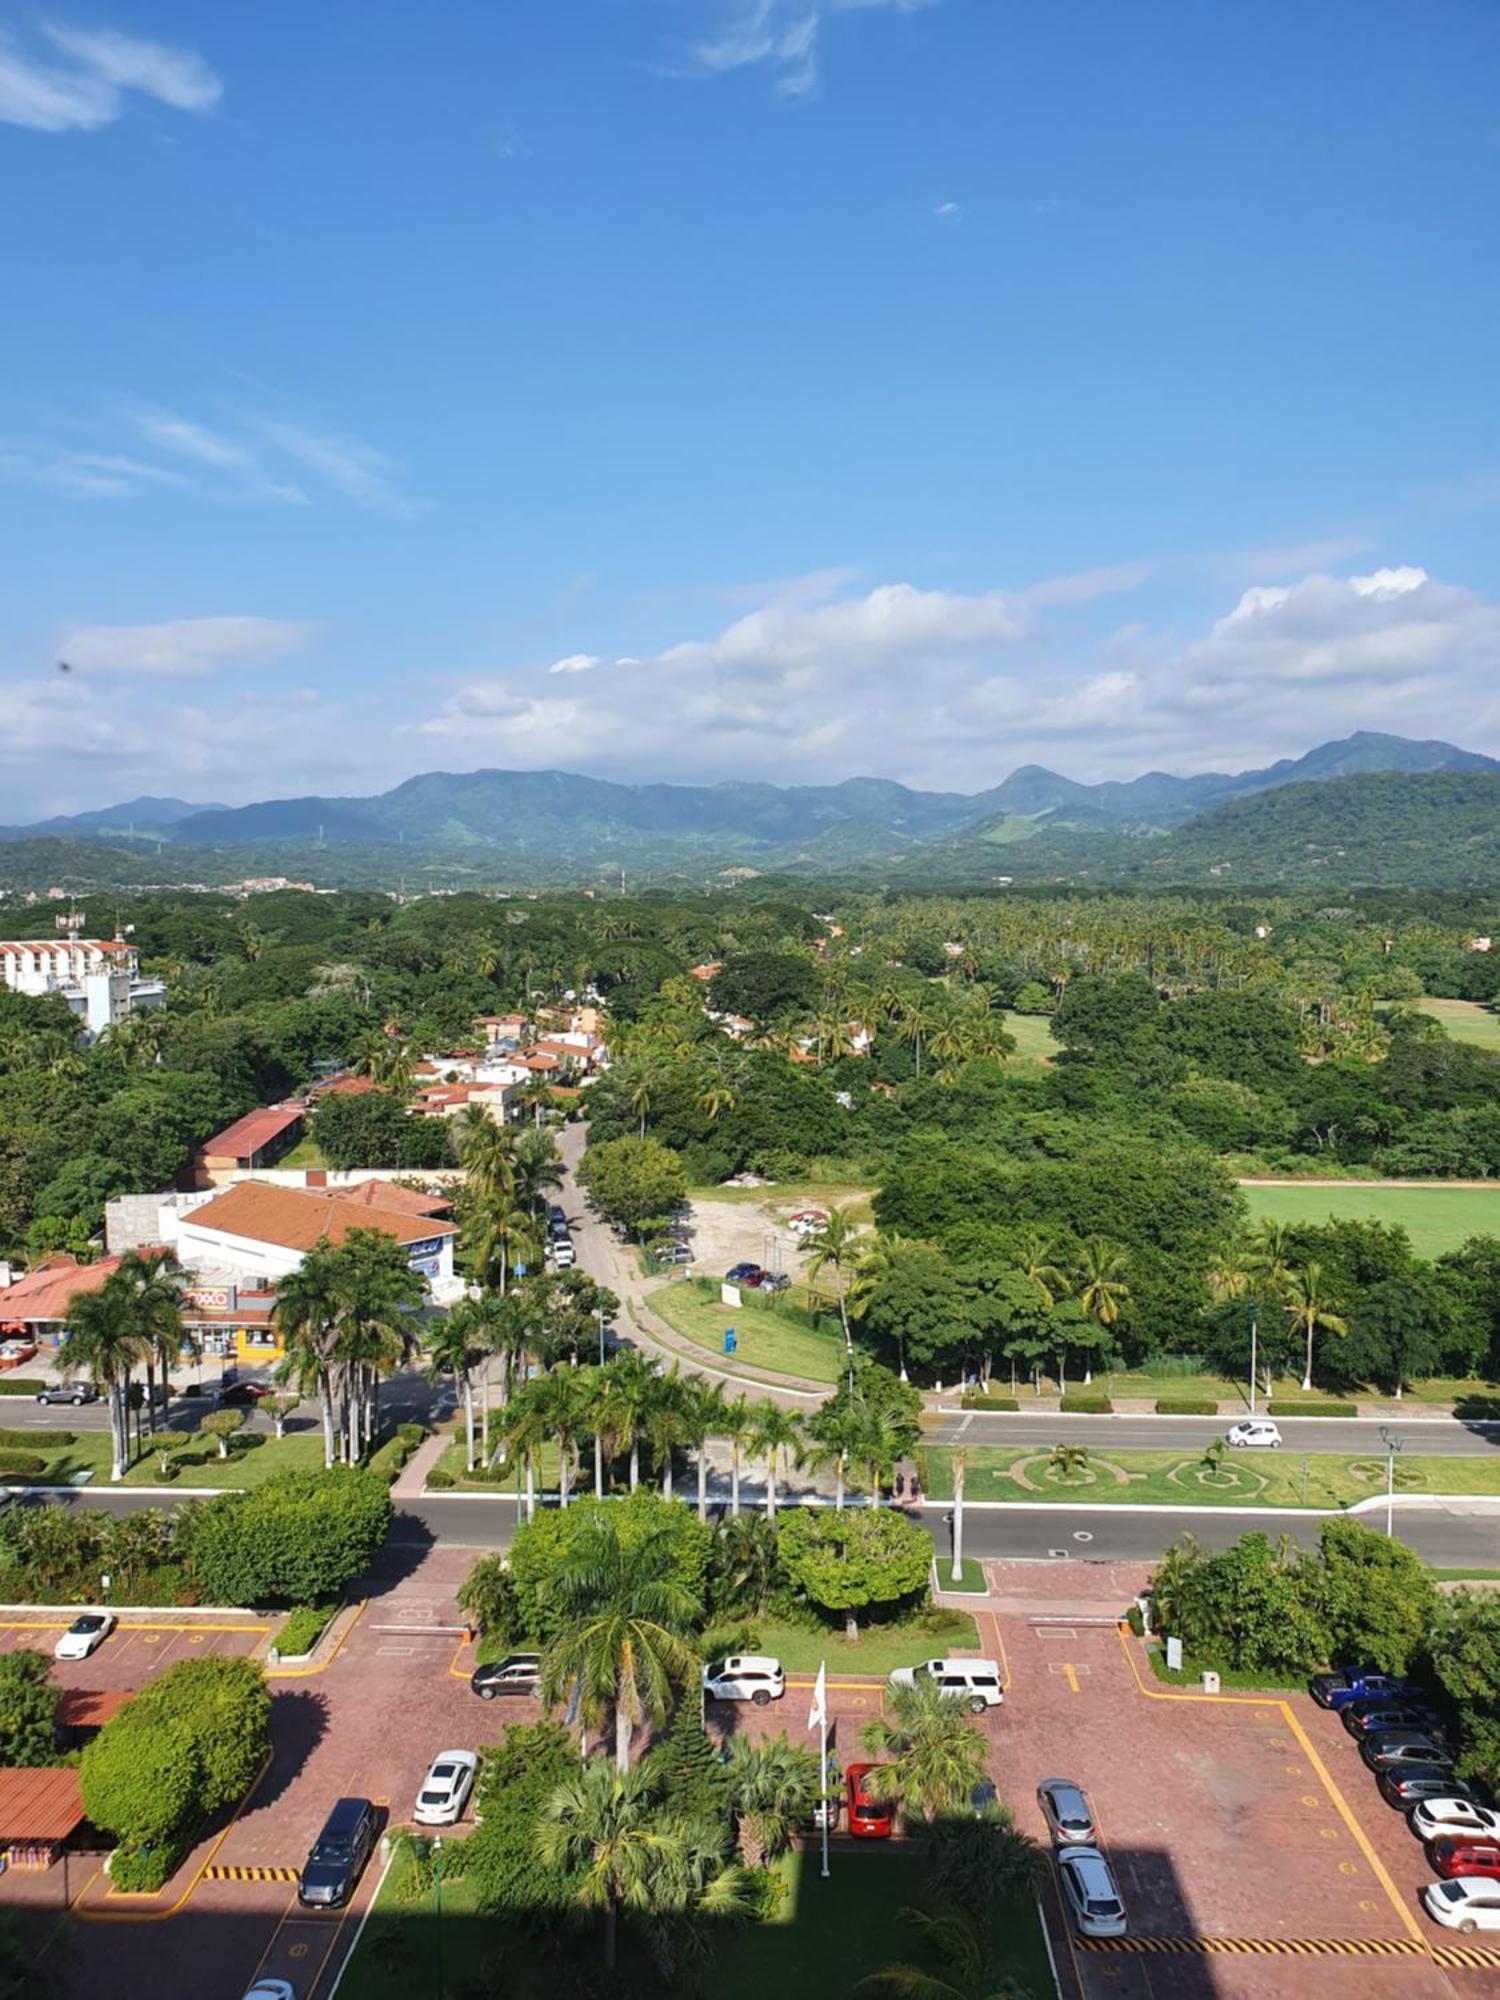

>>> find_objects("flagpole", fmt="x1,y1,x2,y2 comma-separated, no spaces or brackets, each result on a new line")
808,1657,830,1879
820,1703,830,1878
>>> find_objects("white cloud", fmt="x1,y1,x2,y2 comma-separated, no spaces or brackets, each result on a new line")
60,617,321,678
678,0,938,98
259,421,413,515
0,24,218,133
0,449,189,499
933,200,962,221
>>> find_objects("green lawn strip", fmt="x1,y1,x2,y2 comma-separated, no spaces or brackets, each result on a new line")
1000,1010,1060,1063
1243,1181,1500,1259
648,1278,845,1384
1429,1569,1500,1583
1417,997,1500,1050
278,1135,328,1167
1143,1644,1307,1694
933,1555,989,1594
429,1436,563,1492
729,1610,980,1677
683,1178,875,1213
919,1444,1500,1508
0,1428,328,1490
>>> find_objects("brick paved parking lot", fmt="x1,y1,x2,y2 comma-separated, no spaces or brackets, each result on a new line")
0,1617,268,1685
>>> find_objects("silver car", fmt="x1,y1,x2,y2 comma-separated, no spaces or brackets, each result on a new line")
1056,1845,1127,1938
1037,1778,1098,1846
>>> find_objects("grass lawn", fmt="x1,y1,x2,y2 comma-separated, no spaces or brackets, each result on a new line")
919,1443,1500,1509
278,1135,328,1167
1429,1569,1500,1583
935,1555,990,1594
1144,1642,1307,1693
1001,1010,1060,1063
347,1845,1050,2000
1242,1181,1500,1258
1418,997,1500,1050
3,1427,328,1489
430,1435,562,1493
958,1369,1406,1409
647,1278,845,1384
724,1610,981,1676
684,1177,875,1214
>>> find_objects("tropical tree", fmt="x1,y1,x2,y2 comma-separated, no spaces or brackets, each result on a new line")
717,1392,756,1518
860,1676,991,1825
539,1516,702,1771
803,1205,861,1362
427,1301,488,1473
1011,1229,1069,1309
595,1349,662,1492
723,1734,821,1866
1048,1442,1090,1481
1072,1239,1131,1333
453,1104,517,1204
65,1280,146,1481
750,1401,803,1522
680,1380,726,1523
1283,1260,1349,1393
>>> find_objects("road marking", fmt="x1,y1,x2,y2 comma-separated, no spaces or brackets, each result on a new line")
204,1864,298,1882
1075,1936,1424,1959
76,1745,274,1923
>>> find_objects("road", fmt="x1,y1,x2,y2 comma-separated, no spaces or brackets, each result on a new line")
928,1411,1500,1456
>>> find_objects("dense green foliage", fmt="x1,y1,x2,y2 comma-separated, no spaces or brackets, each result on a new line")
506,1491,711,1645
776,1508,932,1636
0,1651,59,1766
0,1505,189,1605
184,1466,391,1606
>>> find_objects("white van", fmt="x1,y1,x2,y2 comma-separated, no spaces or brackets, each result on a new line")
550,1237,576,1269
701,1655,786,1707
889,1658,1004,1712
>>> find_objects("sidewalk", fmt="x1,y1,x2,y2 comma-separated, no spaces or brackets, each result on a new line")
390,1429,450,1500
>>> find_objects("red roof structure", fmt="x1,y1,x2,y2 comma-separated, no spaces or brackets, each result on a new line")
326,1180,451,1218
0,1768,84,1845
54,1689,129,1732
184,1182,454,1254
0,1255,121,1326
199,1105,305,1163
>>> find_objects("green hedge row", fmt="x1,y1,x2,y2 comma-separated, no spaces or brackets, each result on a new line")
276,1604,335,1657
364,1422,426,1484
1266,1400,1359,1417
0,1427,74,1448
109,1838,188,1894
1058,1395,1113,1413
0,1379,46,1397
0,1451,47,1476
1155,1399,1220,1415
960,1390,1019,1410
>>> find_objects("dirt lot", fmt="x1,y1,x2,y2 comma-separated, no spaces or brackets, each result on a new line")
679,1188,872,1284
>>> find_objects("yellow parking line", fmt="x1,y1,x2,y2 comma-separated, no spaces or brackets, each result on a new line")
1113,1625,1422,1946
448,1632,473,1680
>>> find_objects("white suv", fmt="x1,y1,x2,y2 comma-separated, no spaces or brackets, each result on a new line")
889,1658,1004,1712
701,1655,785,1707
1056,1844,1128,1937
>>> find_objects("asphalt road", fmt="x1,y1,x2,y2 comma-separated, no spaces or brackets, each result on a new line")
929,1411,1500,1456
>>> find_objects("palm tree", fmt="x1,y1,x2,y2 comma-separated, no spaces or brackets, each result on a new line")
1011,1229,1069,1309
749,1401,802,1522
856,1907,1039,2000
694,1062,738,1125
895,995,933,1078
426,1301,488,1472
540,1516,701,1771
680,1381,725,1522
860,1676,991,1825
717,1392,756,1517
273,1252,344,1468
802,1396,867,1511
643,1367,694,1500
512,1125,563,1214
803,1205,861,1362
464,1197,540,1298
65,1276,148,1480
1283,1260,1348,1393
596,1349,660,1492
1048,1442,1090,1481
1247,1218,1296,1296
111,1248,188,1437
501,1376,554,1521
723,1734,820,1866
454,1107,517,1206
1073,1240,1130,1334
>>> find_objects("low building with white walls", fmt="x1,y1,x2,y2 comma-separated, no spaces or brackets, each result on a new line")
0,936,164,1041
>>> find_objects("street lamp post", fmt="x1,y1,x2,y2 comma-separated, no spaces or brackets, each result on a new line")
433,1833,445,2000
1378,1424,1406,1538
1247,1307,1258,1415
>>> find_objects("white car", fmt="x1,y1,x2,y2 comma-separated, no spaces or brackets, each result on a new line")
890,1658,1004,1712
54,1611,116,1661
1225,1420,1282,1449
413,1750,479,1827
1423,1877,1500,1934
1410,1798,1500,1844
701,1655,785,1707
1056,1844,1128,1937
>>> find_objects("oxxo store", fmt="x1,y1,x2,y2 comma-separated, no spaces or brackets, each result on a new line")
182,1280,283,1367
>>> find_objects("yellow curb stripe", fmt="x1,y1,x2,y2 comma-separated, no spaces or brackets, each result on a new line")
1074,1936,1426,1958
1113,1625,1425,1947
266,1596,367,1678
76,1744,275,1924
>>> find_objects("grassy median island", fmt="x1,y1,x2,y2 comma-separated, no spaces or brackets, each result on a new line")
920,1443,1500,1508
0,1426,328,1489
647,1277,846,1383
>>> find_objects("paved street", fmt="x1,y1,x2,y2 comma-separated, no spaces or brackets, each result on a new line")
930,1411,1500,1456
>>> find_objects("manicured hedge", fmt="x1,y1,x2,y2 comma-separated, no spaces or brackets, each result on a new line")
276,1604,335,1657
961,1390,1019,1410
426,1468,455,1489
0,1451,47,1476
1266,1400,1359,1417
1058,1395,1113,1413
1155,1399,1219,1416
0,1380,46,1397
0,1427,74,1448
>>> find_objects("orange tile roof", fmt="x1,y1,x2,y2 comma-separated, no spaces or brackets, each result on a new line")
185,1182,453,1253
326,1180,451,1217
317,1073,380,1097
201,1105,304,1160
0,1255,121,1323
0,1767,84,1843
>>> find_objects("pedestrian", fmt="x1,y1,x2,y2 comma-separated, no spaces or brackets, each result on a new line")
894,1471,905,1499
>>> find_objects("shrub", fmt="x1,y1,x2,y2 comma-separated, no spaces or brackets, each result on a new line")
426,1468,455,1490
0,1428,73,1449
365,1437,410,1483
109,1840,185,1893
276,1604,335,1658
1267,1400,1358,1417
456,1554,517,1640
397,1422,424,1449
776,1507,931,1638
0,1452,47,1477
466,1721,583,1916
0,1380,45,1397
0,1649,59,1764
1058,1395,1113,1414
183,1467,391,1608
961,1390,1018,1410
1454,1396,1500,1421
1125,1603,1146,1637
1155,1399,1219,1415
507,1490,710,1644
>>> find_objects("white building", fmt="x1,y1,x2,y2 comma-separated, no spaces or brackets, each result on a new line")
0,936,165,1040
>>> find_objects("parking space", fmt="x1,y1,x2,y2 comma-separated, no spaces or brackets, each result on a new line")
980,1582,1479,2000
0,1617,268,1689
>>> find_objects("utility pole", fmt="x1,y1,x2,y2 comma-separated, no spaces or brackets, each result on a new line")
1379,1423,1406,1537
1248,1307,1258,1415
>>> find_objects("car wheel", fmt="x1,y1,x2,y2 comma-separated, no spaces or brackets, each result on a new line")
1272,1441,1282,1449
753,1690,771,1707
72,1394,87,1406
969,1697,988,1715
1459,1919,1477,1935
479,1687,495,1700
35,1394,47,1404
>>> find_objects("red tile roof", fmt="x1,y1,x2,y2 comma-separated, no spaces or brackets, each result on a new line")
200,1105,304,1160
0,1767,84,1843
184,1182,454,1253
327,1181,451,1217
0,1255,121,1324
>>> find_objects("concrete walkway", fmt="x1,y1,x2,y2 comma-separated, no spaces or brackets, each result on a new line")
390,1429,450,1500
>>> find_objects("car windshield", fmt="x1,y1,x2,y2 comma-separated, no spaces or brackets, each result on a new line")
71,1617,102,1633
310,1839,350,1864
707,1662,727,1678
430,1766,458,1783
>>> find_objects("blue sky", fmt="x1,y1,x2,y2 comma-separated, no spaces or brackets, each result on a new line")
3,0,1500,817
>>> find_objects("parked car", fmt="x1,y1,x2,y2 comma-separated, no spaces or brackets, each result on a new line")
753,1272,791,1294
1411,1799,1500,1844
1422,1876,1500,1934
1225,1420,1282,1449
1431,1838,1500,1883
1343,1700,1446,1740
701,1656,785,1706
298,1796,378,1908
216,1380,271,1407
1037,1779,1099,1846
547,1207,568,1239
54,1611,116,1661
655,1243,693,1267
1311,1667,1422,1711
1361,1730,1456,1774
414,1750,479,1827
550,1239,576,1269
242,1984,295,2000
787,1210,828,1238
1380,1767,1474,1810
470,1653,542,1700
35,1381,97,1406
725,1263,765,1286
845,1763,893,1838
1055,1845,1128,1938
889,1658,1004,1713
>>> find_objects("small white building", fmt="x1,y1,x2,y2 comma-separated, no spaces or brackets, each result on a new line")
0,936,164,1041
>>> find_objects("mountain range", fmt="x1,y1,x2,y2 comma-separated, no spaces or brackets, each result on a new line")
2,733,1498,891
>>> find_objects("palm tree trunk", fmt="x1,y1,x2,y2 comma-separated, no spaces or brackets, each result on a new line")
525,1449,535,1523
559,1442,571,1508
594,1431,604,1499
661,1449,674,1500
765,1450,777,1522
1302,1322,1314,1394
463,1379,476,1473
320,1373,336,1469
696,1445,708,1522
629,1437,639,1491
731,1444,741,1516
614,1703,632,1774
835,1454,845,1510
109,1384,126,1482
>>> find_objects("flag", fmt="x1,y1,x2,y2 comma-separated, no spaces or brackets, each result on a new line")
807,1660,826,1733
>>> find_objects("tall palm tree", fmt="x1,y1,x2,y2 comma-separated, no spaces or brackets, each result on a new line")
501,1376,554,1521
454,1107,517,1206
111,1248,188,1436
802,1396,866,1511
643,1367,694,1500
749,1401,802,1522
464,1197,540,1298
1283,1260,1348,1393
595,1349,660,1491
803,1205,861,1362
65,1277,147,1480
680,1381,726,1523
1247,1218,1296,1296
426,1300,488,1472
1011,1229,1069,1309
272,1250,344,1468
717,1392,756,1517
859,1676,991,1825
540,1517,702,1771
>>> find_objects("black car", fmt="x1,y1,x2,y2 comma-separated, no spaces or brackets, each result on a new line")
1343,1700,1444,1740
1361,1730,1456,1773
470,1652,542,1700
1379,1767,1475,1810
547,1207,569,1240
34,1382,97,1406
298,1797,378,1908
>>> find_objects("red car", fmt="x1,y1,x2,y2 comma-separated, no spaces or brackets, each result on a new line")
845,1763,893,1839
1432,1838,1500,1882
